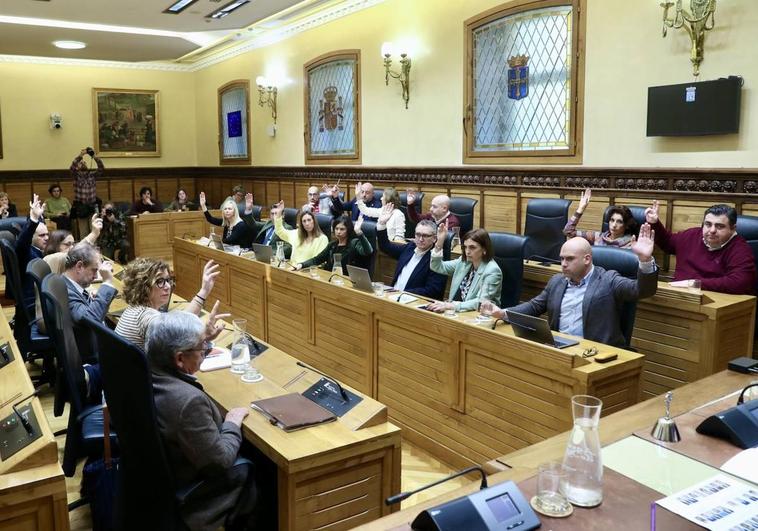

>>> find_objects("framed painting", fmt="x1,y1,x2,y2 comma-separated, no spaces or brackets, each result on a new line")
217,80,251,165
303,50,361,165
93,88,160,157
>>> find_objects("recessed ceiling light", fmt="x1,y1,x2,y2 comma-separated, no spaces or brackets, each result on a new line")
53,40,86,49
164,0,199,14
207,0,250,19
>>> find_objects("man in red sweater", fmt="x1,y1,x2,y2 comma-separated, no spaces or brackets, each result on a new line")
645,201,756,295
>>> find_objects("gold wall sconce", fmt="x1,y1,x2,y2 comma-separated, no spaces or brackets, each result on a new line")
381,42,411,109
661,0,716,77
255,76,278,124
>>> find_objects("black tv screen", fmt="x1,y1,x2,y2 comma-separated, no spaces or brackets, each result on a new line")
646,77,742,137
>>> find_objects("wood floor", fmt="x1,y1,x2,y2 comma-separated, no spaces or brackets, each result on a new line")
35,369,471,530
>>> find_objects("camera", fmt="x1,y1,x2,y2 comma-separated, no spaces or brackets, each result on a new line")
86,147,95,157
104,208,114,217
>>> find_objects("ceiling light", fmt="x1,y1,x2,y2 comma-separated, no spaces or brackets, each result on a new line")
207,0,250,19
53,40,86,49
164,0,199,14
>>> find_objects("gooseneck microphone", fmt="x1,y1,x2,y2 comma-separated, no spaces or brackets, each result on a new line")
527,254,561,265
385,466,489,506
328,273,354,285
12,389,40,436
296,361,349,402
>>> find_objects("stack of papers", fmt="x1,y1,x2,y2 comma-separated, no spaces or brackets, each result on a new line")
199,347,231,371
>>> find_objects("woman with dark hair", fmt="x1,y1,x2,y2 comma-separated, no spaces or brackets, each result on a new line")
131,186,162,214
271,201,328,264
199,191,254,248
563,188,639,248
295,215,373,274
165,188,196,212
356,186,406,241
44,214,101,255
427,223,503,313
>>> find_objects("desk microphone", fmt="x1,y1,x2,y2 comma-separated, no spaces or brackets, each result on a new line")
0,343,10,363
490,317,509,330
12,389,40,436
296,361,349,402
328,273,354,285
527,254,561,265
385,466,488,506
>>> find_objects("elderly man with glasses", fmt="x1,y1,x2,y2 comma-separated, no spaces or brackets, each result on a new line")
147,311,258,531
375,204,446,299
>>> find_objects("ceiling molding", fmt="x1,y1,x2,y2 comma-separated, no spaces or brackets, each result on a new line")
0,0,386,72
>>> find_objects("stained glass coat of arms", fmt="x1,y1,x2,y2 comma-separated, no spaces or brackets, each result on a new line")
308,59,357,157
472,5,573,152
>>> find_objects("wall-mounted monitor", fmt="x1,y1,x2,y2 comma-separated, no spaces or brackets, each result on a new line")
647,76,742,137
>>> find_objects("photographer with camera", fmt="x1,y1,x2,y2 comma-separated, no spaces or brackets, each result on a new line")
97,202,130,264
70,147,104,240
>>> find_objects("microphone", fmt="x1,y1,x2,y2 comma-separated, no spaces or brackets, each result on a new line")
244,331,266,356
12,389,40,436
385,466,488,506
0,343,10,363
296,361,349,402
490,317,508,330
527,254,561,265
328,273,354,285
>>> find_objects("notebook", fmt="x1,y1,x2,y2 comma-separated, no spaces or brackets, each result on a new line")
251,393,336,432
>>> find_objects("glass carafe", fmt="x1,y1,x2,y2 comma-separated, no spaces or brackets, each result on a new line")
331,253,344,285
230,319,250,374
450,226,461,251
561,395,603,507
275,241,285,266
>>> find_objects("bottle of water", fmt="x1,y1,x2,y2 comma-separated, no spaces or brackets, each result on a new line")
230,319,250,374
332,253,344,285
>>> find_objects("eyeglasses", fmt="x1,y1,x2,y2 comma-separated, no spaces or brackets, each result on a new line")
154,277,175,289
187,342,212,358
307,192,320,197
414,232,435,239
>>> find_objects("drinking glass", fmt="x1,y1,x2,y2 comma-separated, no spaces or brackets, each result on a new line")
372,282,385,297
230,319,250,374
534,462,572,515
444,300,457,318
309,266,320,278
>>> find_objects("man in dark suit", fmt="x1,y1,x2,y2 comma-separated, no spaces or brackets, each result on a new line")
62,242,118,363
16,194,49,311
242,196,293,258
331,181,382,221
376,205,446,300
485,224,658,348
147,311,257,531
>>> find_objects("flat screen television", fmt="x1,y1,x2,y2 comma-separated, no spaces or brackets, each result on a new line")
646,76,742,137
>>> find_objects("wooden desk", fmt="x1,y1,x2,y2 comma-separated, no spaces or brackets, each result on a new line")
173,238,643,472
0,309,69,530
522,261,756,399
355,370,757,530
127,210,215,262
106,279,401,531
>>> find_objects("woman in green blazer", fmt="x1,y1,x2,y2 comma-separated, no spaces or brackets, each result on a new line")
428,223,502,313
295,214,373,274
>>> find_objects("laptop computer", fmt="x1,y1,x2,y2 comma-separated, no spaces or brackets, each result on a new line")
208,233,224,250
505,310,580,349
252,243,273,264
346,265,373,292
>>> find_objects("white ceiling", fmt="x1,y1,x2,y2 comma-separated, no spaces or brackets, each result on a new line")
0,0,339,63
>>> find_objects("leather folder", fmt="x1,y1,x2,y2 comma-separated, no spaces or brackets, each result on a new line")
251,393,336,432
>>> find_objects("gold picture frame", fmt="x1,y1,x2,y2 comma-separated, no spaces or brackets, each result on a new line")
92,88,160,157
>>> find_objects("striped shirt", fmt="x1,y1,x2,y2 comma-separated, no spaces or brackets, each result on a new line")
114,305,159,351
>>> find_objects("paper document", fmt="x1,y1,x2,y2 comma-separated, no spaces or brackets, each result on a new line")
197,237,210,246
199,347,231,372
656,474,758,530
721,448,758,485
396,294,418,304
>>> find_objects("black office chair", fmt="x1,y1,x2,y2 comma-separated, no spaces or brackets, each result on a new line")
601,205,647,234
399,191,425,238
82,316,256,530
523,198,572,262
40,274,115,479
449,197,478,235
0,217,27,236
0,240,55,386
356,219,378,277
489,232,529,308
315,213,334,238
250,205,263,221
737,214,758,335
590,247,640,348
283,208,299,228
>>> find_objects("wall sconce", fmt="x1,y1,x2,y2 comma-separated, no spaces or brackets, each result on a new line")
661,0,716,77
381,42,411,109
255,76,278,124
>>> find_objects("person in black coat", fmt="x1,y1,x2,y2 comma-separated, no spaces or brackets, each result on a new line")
199,192,254,248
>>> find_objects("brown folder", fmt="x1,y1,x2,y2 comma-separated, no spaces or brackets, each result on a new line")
251,393,337,432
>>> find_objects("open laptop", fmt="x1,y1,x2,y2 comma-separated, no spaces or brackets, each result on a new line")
252,243,273,264
505,310,580,349
208,233,224,250
346,265,373,292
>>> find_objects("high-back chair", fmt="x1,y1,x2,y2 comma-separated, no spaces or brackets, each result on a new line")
250,205,263,221
315,213,334,239
399,191,425,238
523,198,572,262
489,232,529,308
449,197,479,235
357,219,378,277
737,214,758,335
283,208,299,228
590,247,640,348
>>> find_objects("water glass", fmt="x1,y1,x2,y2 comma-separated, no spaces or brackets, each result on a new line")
534,462,572,514
688,279,702,291
241,366,262,383
444,301,457,318
309,266,320,278
372,282,385,297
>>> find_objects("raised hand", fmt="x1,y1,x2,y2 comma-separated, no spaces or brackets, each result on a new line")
98,259,113,283
435,219,448,251
199,191,207,211
354,214,364,234
29,194,44,222
645,199,659,224
244,192,254,211
406,189,417,205
631,222,655,262
205,300,231,341
329,184,340,198
199,260,220,298
354,182,362,201
91,213,103,237
577,188,592,214
378,203,394,226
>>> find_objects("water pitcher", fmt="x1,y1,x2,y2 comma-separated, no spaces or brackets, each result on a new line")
230,319,250,374
561,395,603,507
331,253,344,285
275,241,285,266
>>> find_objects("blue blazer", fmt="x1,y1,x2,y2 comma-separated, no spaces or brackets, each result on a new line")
64,275,117,363
333,196,382,221
377,228,446,299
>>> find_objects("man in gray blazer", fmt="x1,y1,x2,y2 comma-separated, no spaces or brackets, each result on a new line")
63,242,118,363
485,224,658,348
147,311,257,531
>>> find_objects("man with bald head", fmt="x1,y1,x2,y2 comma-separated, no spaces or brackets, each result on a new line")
484,224,658,348
302,185,338,215
332,181,382,221
406,192,460,229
